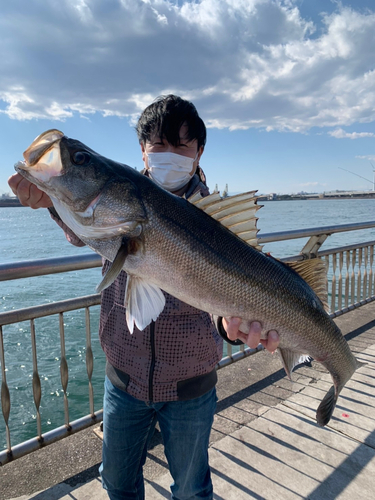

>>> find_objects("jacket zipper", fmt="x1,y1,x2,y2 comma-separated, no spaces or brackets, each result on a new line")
148,321,156,402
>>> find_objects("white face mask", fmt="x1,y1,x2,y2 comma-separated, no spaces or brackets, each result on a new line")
146,151,198,191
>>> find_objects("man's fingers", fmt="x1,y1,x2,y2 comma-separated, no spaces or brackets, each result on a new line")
225,317,242,340
223,318,280,352
248,321,262,337
15,177,33,206
225,318,262,347
245,321,262,349
260,330,279,353
7,173,23,196
28,184,48,208
7,173,52,208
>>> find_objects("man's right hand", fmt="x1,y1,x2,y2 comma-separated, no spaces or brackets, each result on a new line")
8,173,52,209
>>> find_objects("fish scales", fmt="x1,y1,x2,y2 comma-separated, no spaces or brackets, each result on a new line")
142,192,327,341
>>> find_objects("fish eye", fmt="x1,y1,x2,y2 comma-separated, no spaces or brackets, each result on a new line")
72,151,91,165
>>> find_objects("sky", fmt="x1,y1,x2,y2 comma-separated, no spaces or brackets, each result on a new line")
1,0,375,196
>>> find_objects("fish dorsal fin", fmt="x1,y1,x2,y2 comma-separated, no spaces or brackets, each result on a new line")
286,258,329,311
188,190,262,251
124,276,166,333
188,191,223,206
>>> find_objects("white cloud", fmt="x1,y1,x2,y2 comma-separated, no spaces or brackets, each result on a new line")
292,181,328,192
356,155,375,161
0,1,375,133
0,88,48,120
329,128,375,139
73,0,95,23
299,182,321,187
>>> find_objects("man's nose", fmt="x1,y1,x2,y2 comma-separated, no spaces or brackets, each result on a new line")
164,144,177,153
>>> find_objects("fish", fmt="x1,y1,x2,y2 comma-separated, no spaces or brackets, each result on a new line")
15,129,363,427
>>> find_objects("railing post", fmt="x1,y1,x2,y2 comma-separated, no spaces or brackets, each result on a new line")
300,234,329,257
351,250,356,305
30,319,42,440
370,246,374,297
338,252,343,310
0,325,12,459
363,246,368,299
59,313,70,428
85,307,95,417
357,248,363,302
331,253,337,312
345,250,350,308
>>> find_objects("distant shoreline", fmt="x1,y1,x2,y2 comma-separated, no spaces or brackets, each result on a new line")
1,194,375,208
259,194,375,201
0,198,22,207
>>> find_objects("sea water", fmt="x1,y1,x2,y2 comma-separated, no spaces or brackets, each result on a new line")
1,198,375,448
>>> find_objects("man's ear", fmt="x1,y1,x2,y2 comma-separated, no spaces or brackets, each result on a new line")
140,143,147,163
197,145,204,163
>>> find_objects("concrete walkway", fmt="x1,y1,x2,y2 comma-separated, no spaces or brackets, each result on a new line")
4,306,375,500
145,344,375,499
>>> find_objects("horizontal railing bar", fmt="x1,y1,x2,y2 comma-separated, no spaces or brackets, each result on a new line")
317,240,375,257
1,222,375,282
330,296,375,318
0,410,103,466
216,344,264,369
0,253,102,282
258,221,375,244
279,240,375,263
0,294,101,326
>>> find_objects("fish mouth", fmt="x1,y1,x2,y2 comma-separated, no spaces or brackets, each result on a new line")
15,129,65,183
23,129,65,166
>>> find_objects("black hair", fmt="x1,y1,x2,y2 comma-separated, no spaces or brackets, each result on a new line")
136,94,206,150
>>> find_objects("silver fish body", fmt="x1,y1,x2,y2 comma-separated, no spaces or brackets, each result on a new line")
15,130,362,426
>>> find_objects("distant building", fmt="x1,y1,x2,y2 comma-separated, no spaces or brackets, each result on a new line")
0,194,22,207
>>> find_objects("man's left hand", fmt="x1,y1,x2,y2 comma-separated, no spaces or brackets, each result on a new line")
223,317,279,353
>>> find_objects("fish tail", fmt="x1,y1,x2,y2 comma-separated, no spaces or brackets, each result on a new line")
317,356,364,427
316,386,337,427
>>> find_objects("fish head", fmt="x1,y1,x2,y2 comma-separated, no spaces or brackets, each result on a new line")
15,129,147,240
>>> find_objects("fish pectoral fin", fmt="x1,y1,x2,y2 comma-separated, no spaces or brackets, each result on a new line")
278,348,312,380
124,276,166,334
96,238,130,293
285,258,329,312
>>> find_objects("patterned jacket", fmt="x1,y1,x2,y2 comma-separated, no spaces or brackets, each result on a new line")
51,170,224,402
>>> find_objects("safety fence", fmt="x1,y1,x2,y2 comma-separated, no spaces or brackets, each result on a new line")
1,220,375,465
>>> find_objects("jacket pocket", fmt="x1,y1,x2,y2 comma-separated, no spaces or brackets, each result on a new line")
177,369,217,400
106,361,130,392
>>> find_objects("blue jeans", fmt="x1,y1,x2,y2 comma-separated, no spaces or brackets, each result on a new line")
99,377,217,500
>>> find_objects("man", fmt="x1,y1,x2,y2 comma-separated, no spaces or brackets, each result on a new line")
9,95,279,499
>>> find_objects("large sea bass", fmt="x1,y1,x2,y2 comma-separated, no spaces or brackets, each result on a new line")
15,130,362,426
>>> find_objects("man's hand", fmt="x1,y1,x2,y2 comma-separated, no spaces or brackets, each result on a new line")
8,173,52,209
223,317,279,353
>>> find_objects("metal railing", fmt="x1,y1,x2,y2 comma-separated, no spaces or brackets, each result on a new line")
1,220,375,465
